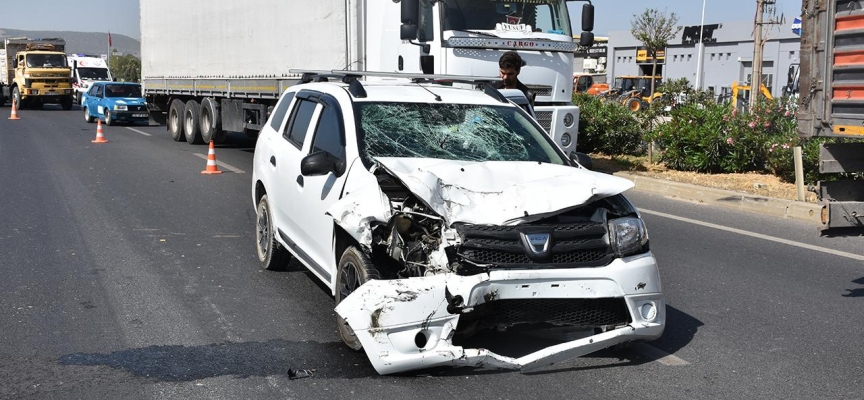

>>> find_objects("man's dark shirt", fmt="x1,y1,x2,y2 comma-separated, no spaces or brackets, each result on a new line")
493,79,535,105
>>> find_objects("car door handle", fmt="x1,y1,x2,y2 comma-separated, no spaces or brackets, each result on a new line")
296,175,304,187
270,156,276,166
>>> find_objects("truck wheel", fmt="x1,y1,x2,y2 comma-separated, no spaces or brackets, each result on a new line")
335,246,381,351
0,90,5,106
168,99,186,142
105,109,114,126
12,87,22,109
255,194,291,271
61,97,73,111
184,100,203,144
200,97,224,144
83,106,94,123
626,98,642,112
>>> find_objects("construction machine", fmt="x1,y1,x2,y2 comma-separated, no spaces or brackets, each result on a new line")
728,80,773,111
573,73,608,95
601,75,662,112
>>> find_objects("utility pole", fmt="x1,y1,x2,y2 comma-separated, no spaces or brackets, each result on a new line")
750,0,765,111
750,0,783,111
695,0,707,90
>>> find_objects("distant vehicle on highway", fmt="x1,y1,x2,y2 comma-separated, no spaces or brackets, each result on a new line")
81,82,148,125
67,54,113,105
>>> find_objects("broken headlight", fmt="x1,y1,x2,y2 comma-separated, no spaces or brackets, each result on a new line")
608,217,648,257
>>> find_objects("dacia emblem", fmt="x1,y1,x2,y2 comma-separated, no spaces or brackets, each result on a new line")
520,232,552,259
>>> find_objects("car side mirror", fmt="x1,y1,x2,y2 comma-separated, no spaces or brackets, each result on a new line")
570,151,593,170
301,151,345,176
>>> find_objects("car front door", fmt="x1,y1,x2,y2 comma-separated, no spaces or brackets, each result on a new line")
84,85,102,116
290,94,351,284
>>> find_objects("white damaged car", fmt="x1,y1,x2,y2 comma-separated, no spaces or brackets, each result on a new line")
251,72,664,375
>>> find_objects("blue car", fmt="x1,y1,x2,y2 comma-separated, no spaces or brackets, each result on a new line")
82,82,149,125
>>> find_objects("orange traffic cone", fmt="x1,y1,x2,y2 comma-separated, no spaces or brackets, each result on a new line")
92,119,108,143
8,99,20,120
201,140,223,174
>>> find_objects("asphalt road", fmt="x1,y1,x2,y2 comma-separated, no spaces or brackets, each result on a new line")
1,105,863,400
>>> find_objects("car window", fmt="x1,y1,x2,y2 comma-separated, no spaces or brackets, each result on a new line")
93,85,104,97
310,103,345,162
283,99,317,148
88,85,99,96
269,92,296,132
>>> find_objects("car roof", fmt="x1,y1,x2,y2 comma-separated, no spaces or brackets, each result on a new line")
292,81,510,107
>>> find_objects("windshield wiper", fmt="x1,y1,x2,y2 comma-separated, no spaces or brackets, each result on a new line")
450,29,500,38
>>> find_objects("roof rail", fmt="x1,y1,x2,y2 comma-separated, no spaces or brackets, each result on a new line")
288,69,506,102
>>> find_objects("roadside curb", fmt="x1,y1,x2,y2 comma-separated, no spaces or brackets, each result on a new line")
613,172,822,225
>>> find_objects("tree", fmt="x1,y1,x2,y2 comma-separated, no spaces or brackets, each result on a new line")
108,53,141,83
630,8,681,96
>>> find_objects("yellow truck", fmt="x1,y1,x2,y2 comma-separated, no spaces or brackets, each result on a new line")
0,37,74,110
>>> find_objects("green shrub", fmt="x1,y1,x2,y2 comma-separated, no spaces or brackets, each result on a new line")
572,93,644,155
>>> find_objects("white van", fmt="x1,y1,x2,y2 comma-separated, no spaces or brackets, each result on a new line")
67,54,112,104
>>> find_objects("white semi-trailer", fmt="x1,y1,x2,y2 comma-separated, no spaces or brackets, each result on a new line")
140,0,595,151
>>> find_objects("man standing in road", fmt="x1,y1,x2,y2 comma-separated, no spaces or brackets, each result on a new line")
494,51,534,106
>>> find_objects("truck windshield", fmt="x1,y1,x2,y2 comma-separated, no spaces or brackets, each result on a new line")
25,54,68,68
77,68,110,80
442,0,571,36
357,102,567,165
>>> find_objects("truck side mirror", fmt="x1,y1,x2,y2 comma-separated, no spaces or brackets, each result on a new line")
581,4,594,32
400,0,419,40
579,32,595,47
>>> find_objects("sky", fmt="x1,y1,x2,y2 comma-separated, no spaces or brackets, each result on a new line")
0,0,802,40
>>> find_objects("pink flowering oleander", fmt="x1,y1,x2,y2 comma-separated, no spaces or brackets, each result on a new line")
764,122,771,128
749,122,756,128
726,137,734,145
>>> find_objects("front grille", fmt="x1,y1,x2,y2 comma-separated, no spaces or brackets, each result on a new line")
127,105,146,111
526,84,553,97
454,216,613,269
460,298,631,328
534,110,553,132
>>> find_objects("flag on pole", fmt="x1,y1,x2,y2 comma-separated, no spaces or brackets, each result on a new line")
108,31,113,47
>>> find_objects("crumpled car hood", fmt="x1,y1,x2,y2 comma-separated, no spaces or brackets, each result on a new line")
373,157,634,226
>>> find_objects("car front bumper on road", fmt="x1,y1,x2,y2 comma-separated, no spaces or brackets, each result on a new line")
109,111,150,123
335,252,665,375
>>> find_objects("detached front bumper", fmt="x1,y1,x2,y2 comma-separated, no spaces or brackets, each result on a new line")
335,252,664,375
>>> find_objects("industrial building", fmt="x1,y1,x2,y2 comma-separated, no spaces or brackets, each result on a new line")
603,20,801,99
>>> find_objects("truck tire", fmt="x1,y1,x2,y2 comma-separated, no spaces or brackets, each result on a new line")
200,97,225,144
168,99,186,142
61,97,73,111
184,99,204,144
626,97,642,112
12,87,22,109
0,90,5,106
255,194,291,271
335,246,381,351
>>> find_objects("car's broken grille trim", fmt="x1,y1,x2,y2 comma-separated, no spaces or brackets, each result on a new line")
460,298,631,329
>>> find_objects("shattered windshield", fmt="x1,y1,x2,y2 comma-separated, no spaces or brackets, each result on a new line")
357,102,567,165
77,68,110,80
442,0,571,36
25,54,68,68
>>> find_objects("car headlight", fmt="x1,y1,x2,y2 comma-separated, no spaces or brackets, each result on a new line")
560,132,572,147
114,105,128,111
608,217,649,257
563,112,574,127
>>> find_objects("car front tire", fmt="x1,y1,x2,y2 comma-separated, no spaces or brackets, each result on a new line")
83,106,94,123
335,246,381,351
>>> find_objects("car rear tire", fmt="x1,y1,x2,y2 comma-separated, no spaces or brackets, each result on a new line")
335,246,381,351
168,99,186,142
184,100,203,144
256,194,292,271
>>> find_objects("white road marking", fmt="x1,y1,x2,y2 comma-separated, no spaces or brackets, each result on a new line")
193,153,246,173
125,127,152,136
640,208,864,262
632,342,690,366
